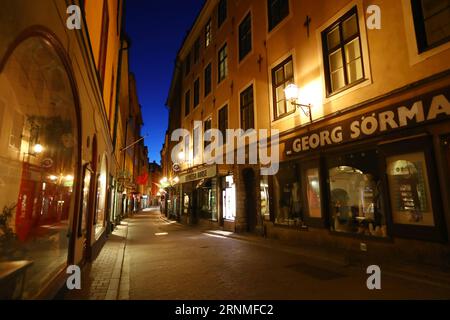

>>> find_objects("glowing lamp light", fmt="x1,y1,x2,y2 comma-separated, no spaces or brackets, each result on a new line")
285,84,300,102
33,144,44,154
178,151,185,161
49,175,58,182
173,176,180,184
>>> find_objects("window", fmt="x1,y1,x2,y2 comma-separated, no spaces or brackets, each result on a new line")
305,167,322,219
193,125,201,163
386,152,435,227
327,150,387,238
222,175,236,220
185,90,191,116
204,63,212,97
205,19,212,47
98,0,110,86
240,85,255,130
268,0,289,31
219,105,228,143
194,37,201,64
272,56,295,119
273,162,303,225
185,52,191,77
218,0,227,28
322,7,364,95
194,78,200,107
218,44,228,83
411,0,450,52
239,13,252,61
204,117,212,150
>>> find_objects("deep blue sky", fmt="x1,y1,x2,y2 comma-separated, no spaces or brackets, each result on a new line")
126,0,204,163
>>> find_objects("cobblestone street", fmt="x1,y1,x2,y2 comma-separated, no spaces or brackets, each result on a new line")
60,208,450,300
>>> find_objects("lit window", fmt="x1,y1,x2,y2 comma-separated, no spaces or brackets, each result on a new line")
218,44,228,82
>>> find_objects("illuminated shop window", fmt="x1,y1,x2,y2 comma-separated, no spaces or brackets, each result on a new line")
95,155,108,237
386,152,435,227
223,175,236,220
328,151,387,238
0,36,78,298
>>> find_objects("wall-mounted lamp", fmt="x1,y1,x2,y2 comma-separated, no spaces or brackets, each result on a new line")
285,84,313,123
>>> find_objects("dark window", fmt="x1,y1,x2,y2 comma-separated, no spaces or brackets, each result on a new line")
205,19,212,47
218,44,228,83
194,37,201,64
239,13,252,61
322,7,364,96
185,90,191,116
204,63,212,97
98,0,109,86
219,105,228,143
240,85,255,130
218,0,227,28
194,78,200,107
204,118,212,150
411,0,450,52
272,56,295,119
268,0,289,31
185,52,191,77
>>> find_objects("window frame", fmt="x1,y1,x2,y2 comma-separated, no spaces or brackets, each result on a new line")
411,0,450,53
205,19,212,48
268,0,290,32
301,159,327,228
240,84,255,131
218,43,228,83
194,77,200,108
218,104,229,144
98,0,110,87
194,37,201,64
204,63,212,97
271,55,295,121
218,0,228,28
184,89,191,117
321,6,366,97
239,12,252,62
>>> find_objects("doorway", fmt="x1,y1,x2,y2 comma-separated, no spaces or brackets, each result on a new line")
243,169,257,232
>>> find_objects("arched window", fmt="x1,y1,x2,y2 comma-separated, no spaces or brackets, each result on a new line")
0,34,80,298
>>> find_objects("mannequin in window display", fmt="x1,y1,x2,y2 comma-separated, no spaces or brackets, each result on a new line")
290,182,303,224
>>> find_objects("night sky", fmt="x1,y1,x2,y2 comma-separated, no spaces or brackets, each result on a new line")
126,0,205,164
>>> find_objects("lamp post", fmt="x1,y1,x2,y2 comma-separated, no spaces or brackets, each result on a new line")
284,84,313,123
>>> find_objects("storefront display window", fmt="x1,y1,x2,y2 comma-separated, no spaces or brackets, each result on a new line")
328,151,387,237
0,37,79,298
223,175,236,220
260,176,271,221
305,168,322,218
386,152,435,227
95,155,107,237
197,179,218,221
273,162,303,225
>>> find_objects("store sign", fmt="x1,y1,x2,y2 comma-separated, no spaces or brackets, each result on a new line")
286,87,450,156
179,166,217,184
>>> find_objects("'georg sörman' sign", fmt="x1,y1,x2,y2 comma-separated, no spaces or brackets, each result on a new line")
285,87,450,156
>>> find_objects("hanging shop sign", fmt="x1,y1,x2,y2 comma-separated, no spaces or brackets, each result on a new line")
285,87,450,156
179,165,217,184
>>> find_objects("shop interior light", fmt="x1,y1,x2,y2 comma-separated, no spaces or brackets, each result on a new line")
33,144,44,154
178,151,185,161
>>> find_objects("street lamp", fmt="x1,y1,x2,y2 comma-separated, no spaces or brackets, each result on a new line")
285,84,313,123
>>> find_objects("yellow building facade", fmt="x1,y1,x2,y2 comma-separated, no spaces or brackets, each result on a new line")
165,0,450,267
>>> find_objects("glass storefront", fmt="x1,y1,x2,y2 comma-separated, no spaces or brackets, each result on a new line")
260,176,271,221
222,175,236,221
94,155,108,237
328,150,387,237
0,37,79,298
197,179,217,221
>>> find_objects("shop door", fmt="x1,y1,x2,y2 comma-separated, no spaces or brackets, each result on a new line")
243,169,257,232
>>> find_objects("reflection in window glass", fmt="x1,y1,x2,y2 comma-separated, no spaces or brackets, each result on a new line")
306,168,322,218
329,158,387,237
0,37,78,298
387,152,435,226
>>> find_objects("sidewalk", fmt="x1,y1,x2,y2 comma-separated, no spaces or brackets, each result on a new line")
61,221,129,300
160,215,450,291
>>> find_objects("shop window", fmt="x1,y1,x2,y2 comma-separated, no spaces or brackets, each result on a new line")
328,151,387,237
0,37,79,298
322,7,364,96
273,162,304,225
197,179,217,221
95,155,108,237
222,175,236,220
305,167,322,219
260,176,271,221
411,0,450,52
386,152,435,227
